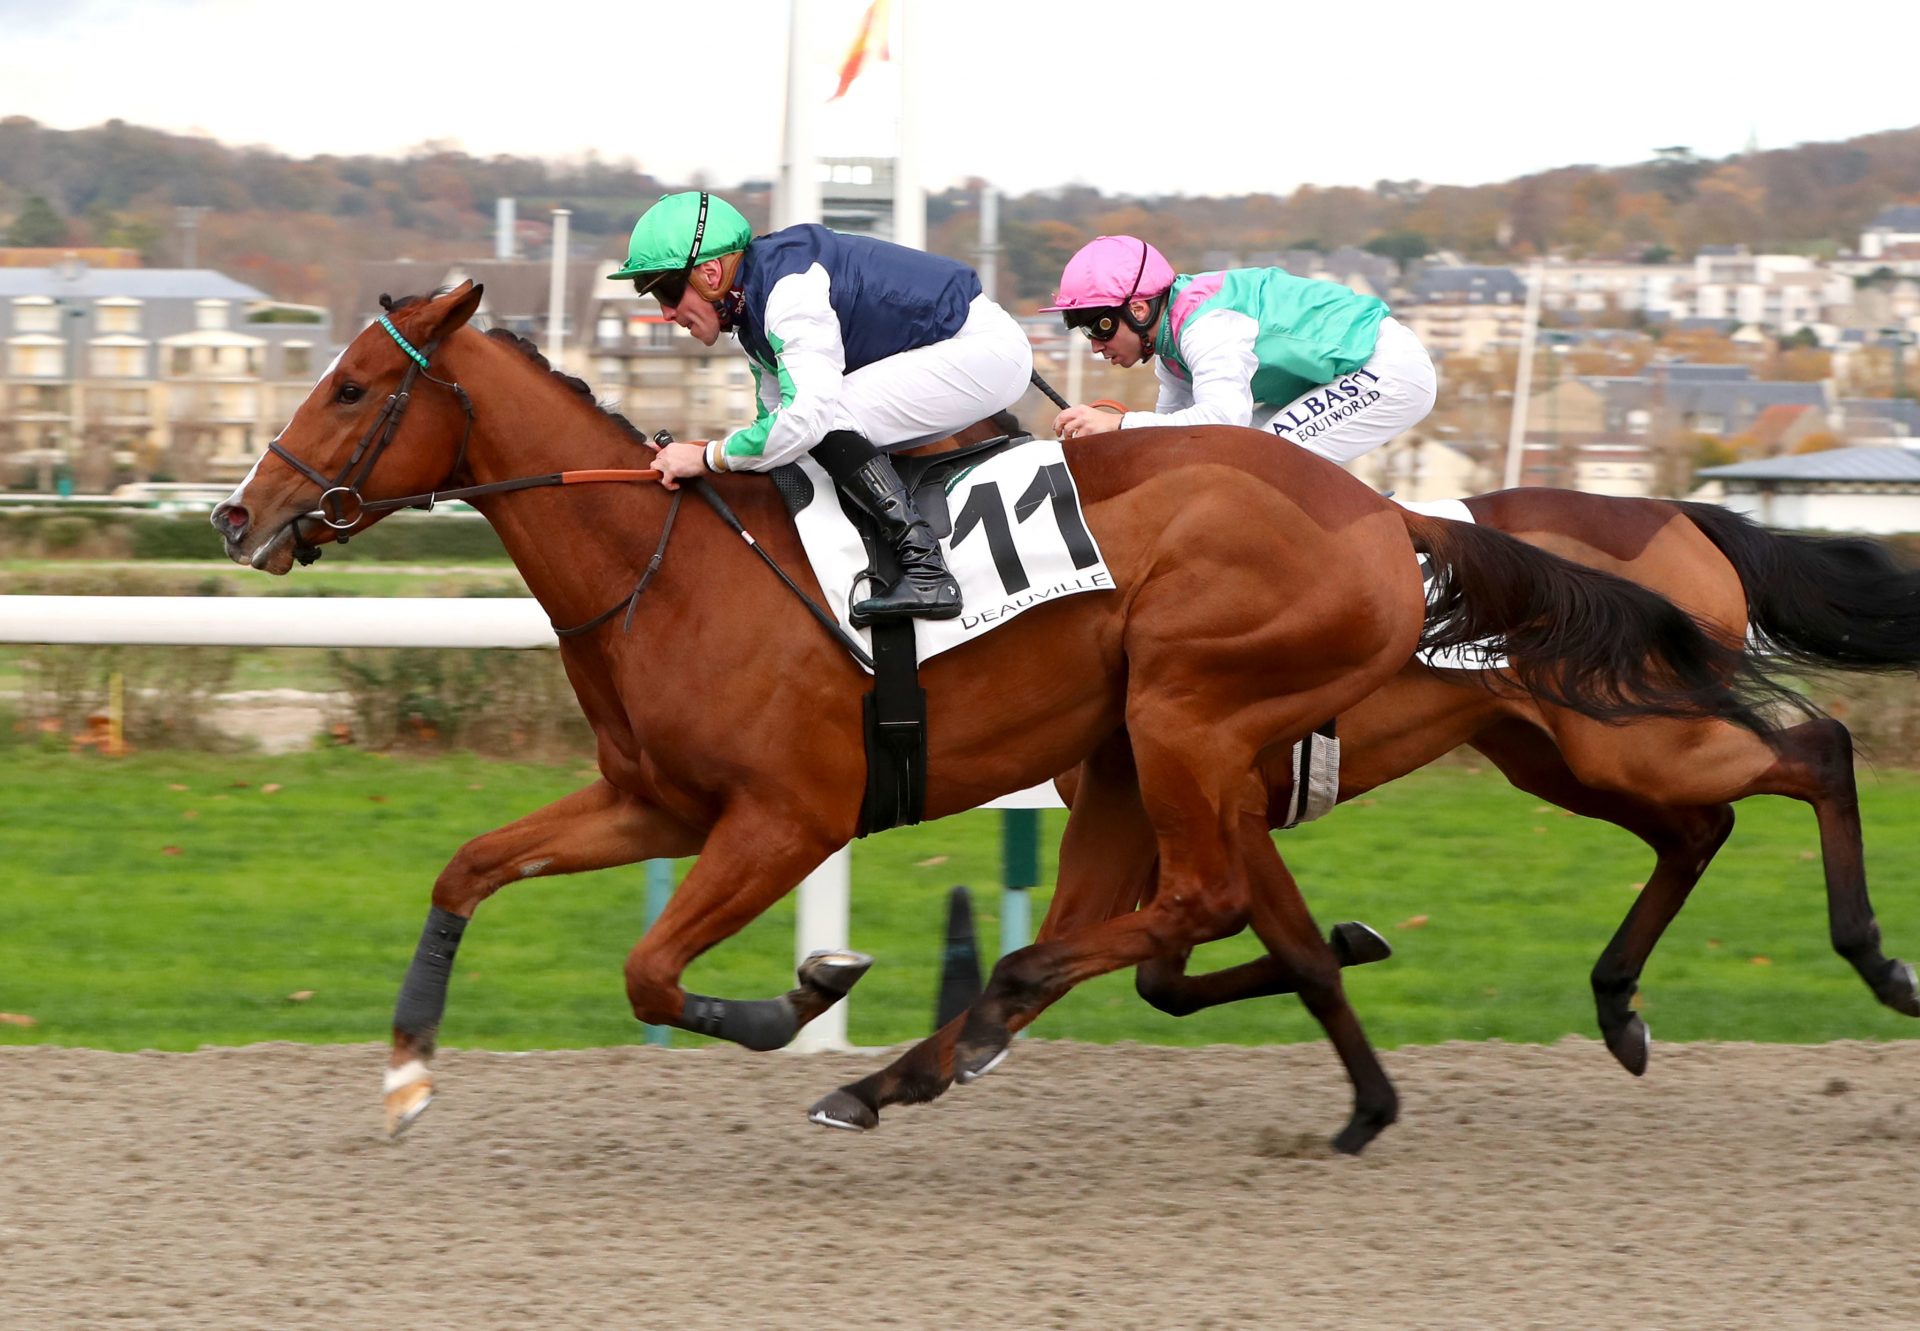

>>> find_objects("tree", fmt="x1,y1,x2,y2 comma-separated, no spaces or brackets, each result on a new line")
6,193,65,245
1649,146,1709,204
1361,230,1431,275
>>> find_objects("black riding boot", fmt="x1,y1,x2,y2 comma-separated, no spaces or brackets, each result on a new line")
811,430,962,627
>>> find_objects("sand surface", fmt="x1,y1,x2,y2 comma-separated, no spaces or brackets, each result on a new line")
3,1037,1917,1329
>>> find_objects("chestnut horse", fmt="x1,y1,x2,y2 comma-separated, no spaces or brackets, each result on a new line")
811,492,1920,1141
211,283,1775,1151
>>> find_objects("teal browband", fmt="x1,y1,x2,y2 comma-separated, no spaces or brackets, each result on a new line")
379,315,431,370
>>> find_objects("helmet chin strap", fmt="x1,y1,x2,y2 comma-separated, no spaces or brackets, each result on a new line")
1125,296,1162,364
690,252,746,327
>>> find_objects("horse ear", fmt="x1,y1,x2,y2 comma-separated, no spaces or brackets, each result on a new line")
418,281,486,342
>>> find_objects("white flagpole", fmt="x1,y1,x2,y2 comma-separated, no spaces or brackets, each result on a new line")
1502,259,1544,490
777,0,823,229
890,0,925,249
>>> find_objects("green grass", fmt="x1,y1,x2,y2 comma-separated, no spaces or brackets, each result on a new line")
3,749,1918,1054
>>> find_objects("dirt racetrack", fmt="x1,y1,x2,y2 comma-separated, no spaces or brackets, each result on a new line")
3,1036,1916,1329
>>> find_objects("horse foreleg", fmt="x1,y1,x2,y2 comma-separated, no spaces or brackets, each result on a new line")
621,808,863,1052
1134,921,1394,1015
809,734,1160,1131
386,779,702,1136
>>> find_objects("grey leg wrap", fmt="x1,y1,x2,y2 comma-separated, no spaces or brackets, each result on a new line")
393,905,468,1048
680,994,800,1052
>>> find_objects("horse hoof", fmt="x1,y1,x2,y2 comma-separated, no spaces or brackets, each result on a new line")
1330,920,1393,968
807,1089,878,1131
1880,960,1920,1017
1605,1015,1651,1077
798,949,875,1001
954,1041,1011,1085
384,1080,435,1138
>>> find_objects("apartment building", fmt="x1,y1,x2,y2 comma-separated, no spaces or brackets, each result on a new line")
0,259,334,490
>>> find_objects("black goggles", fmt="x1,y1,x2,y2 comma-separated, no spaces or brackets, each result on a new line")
634,270,690,305
1065,308,1124,342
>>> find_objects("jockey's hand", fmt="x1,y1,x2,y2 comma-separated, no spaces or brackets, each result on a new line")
652,441,709,490
1053,404,1123,441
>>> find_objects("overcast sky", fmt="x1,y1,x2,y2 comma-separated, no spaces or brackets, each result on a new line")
4,0,1918,198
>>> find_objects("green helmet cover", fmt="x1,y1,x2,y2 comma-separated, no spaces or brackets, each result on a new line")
608,192,753,281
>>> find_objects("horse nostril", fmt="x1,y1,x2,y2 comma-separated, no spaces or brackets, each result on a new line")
213,502,250,537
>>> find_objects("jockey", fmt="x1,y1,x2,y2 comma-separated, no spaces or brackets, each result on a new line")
609,192,1033,626
1044,236,1437,466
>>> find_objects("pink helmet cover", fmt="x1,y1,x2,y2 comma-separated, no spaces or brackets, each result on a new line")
1041,235,1176,311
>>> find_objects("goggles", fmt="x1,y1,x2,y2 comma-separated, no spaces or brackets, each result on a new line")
1065,308,1124,342
634,270,690,305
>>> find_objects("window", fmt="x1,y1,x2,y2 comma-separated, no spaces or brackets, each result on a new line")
647,323,675,348
96,301,142,335
13,298,56,333
170,347,194,376
284,345,312,377
91,344,144,378
8,343,62,376
196,300,231,331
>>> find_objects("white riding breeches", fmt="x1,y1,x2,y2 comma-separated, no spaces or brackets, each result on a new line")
829,296,1035,450
1252,316,1437,465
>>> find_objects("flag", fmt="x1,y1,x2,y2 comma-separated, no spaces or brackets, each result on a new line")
829,0,891,101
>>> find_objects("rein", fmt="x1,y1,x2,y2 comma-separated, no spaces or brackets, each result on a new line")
266,316,871,661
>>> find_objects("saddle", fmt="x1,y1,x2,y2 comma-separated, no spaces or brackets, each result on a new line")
770,431,1032,835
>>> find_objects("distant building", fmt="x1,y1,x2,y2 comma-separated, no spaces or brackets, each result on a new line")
1,259,334,490
1861,206,1920,261
1695,445,1920,534
352,258,603,363
1396,265,1531,363
582,266,759,442
1346,432,1483,501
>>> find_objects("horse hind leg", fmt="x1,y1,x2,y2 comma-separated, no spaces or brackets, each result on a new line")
1234,821,1398,1154
386,780,702,1136
810,732,1161,1131
1760,717,1920,1017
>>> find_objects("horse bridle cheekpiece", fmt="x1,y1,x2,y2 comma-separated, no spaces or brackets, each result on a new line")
267,314,475,561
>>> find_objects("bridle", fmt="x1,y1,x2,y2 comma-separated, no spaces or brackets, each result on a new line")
268,315,480,560
257,312,873,660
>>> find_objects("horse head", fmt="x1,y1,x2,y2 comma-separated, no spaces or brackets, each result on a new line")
212,281,486,574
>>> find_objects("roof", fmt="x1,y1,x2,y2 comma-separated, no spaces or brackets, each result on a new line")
1868,205,1920,231
1408,265,1528,303
0,267,266,301
1699,444,1920,482
1659,363,1752,382
1745,402,1817,448
352,258,605,328
1839,397,1920,436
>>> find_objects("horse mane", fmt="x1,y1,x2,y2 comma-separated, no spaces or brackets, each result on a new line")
379,290,654,450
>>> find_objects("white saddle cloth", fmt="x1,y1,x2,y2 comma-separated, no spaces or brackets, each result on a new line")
787,437,1115,670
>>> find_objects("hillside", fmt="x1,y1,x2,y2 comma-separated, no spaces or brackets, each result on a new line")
3,115,1919,319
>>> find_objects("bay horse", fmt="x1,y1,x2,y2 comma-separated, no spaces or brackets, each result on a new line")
810,490,1920,1142
211,283,1776,1152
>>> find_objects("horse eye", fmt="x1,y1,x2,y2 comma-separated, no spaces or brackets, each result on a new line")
336,382,365,405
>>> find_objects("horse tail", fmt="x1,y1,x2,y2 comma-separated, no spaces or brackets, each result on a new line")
1402,511,1790,733
1672,500,1920,673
